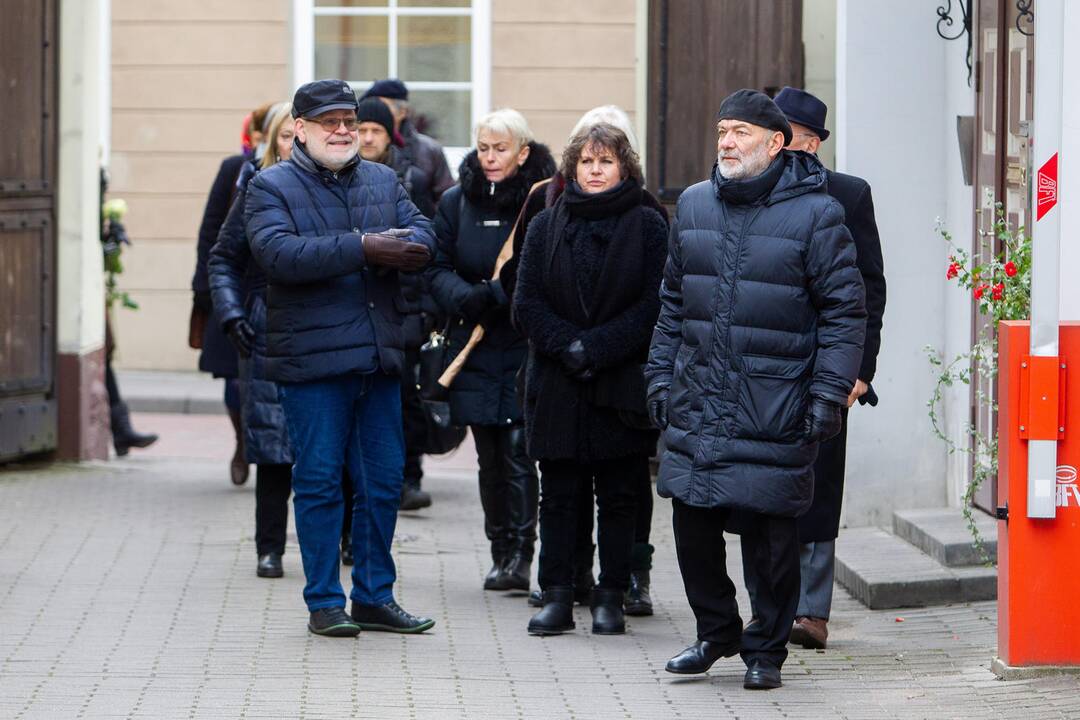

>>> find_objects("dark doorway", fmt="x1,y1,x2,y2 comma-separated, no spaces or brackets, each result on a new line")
0,0,58,461
646,0,804,203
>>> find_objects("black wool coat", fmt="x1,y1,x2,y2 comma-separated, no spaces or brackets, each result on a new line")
425,142,556,427
645,151,867,517
798,170,886,541
514,191,668,461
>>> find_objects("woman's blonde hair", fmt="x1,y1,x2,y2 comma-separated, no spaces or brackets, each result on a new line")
570,105,639,155
261,103,293,170
474,108,534,150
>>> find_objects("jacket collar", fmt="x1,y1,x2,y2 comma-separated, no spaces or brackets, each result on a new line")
290,139,360,180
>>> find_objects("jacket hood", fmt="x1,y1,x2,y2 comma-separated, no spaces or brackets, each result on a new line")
711,149,827,207
458,141,556,210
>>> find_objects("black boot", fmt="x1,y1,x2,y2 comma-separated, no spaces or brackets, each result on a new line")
227,409,249,486
527,586,575,635
400,482,432,511
625,542,653,616
497,552,531,592
483,553,505,590
589,587,625,635
110,402,158,456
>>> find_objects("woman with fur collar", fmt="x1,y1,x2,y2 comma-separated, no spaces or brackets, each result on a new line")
426,109,556,595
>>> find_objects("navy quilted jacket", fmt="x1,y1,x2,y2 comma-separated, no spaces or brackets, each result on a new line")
244,142,435,383
645,151,866,516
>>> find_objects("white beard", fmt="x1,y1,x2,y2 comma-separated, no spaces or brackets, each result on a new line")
718,140,772,180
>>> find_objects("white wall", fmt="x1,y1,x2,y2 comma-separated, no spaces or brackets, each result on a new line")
803,0,837,170
57,0,107,356
835,0,973,525
1059,3,1080,321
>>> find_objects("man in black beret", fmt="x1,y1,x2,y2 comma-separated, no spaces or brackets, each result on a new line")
362,78,455,198
645,88,866,689
742,86,886,652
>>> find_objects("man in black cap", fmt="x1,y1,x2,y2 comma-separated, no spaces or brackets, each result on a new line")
645,89,866,688
756,86,886,651
245,78,437,638
361,78,454,198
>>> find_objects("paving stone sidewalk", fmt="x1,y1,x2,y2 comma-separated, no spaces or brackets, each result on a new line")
0,414,1077,719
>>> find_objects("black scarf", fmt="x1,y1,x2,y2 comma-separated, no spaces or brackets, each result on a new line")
712,154,784,206
563,177,643,219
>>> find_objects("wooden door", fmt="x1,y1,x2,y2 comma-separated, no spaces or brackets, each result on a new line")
0,0,58,461
646,0,804,203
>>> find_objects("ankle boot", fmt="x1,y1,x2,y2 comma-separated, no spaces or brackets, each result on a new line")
497,552,531,592
110,402,158,456
527,586,575,635
483,553,506,590
590,587,626,635
625,569,653,616
228,409,249,486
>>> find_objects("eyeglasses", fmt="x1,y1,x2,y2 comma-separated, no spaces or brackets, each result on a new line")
304,116,360,132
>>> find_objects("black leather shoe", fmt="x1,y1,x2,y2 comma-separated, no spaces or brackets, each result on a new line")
256,552,283,578
350,600,434,634
308,607,360,637
624,570,653,616
528,590,544,607
664,640,741,674
743,660,782,689
590,587,625,635
527,586,575,635
341,534,354,567
496,553,531,592
399,485,432,511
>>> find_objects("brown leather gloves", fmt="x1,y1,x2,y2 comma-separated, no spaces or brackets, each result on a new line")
361,228,431,272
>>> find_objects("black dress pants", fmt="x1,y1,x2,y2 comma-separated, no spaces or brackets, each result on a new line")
255,463,292,556
672,499,799,669
538,455,643,592
472,425,538,562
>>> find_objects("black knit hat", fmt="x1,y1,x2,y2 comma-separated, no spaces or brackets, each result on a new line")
356,98,395,137
717,89,793,146
292,79,358,119
361,78,409,101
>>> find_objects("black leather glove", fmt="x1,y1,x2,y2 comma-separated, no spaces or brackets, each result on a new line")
225,317,255,359
559,339,595,381
459,281,495,322
803,396,843,443
361,228,431,272
647,385,670,430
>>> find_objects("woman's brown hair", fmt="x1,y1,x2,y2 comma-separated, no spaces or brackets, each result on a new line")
560,123,643,184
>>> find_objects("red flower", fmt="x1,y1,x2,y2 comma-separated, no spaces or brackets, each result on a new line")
1005,261,1018,277
992,282,1005,301
974,285,986,300
946,263,959,280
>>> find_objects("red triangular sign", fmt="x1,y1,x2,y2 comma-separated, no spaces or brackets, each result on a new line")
1037,153,1059,221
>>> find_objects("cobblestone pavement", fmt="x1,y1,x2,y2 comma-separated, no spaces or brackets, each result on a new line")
1,414,1078,719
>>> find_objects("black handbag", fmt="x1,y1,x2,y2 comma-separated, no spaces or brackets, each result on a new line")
418,326,451,401
421,399,466,455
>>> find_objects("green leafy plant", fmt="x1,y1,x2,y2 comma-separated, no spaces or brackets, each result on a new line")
102,198,139,311
925,204,1031,563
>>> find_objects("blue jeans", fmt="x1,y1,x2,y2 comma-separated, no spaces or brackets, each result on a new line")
279,373,403,611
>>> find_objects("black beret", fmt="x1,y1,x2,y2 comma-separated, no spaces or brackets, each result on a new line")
361,78,409,101
356,98,395,138
292,79,358,119
717,89,793,146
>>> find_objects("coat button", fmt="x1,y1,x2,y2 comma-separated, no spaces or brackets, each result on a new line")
353,227,360,232
368,301,375,308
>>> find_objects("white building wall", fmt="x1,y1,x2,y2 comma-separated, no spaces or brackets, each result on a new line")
1059,3,1080,321
835,0,967,525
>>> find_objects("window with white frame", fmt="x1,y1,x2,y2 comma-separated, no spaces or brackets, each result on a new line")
295,0,490,156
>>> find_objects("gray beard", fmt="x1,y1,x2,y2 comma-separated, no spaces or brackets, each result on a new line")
718,141,772,180
310,146,357,172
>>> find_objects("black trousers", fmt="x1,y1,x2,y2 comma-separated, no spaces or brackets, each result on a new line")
672,499,799,669
472,425,538,561
401,346,426,488
572,457,654,571
538,455,643,592
255,463,292,556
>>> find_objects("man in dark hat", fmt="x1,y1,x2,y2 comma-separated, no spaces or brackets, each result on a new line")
245,78,437,638
645,89,866,689
362,78,455,198
759,86,886,651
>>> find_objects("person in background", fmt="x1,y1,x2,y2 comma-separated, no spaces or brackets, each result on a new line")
245,79,436,637
192,101,275,487
361,78,455,199
514,123,668,636
208,102,295,580
425,109,555,595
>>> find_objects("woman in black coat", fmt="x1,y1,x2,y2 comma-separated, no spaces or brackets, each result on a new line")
514,123,668,636
426,109,555,594
208,104,295,580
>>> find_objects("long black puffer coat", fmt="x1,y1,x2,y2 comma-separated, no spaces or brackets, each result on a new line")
425,142,556,427
208,161,291,466
644,151,867,517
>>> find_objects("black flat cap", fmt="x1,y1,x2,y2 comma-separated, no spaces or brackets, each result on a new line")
292,79,358,119
717,89,793,146
361,78,409,101
773,87,830,141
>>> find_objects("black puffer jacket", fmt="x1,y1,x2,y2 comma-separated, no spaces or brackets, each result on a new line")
425,142,556,426
645,151,866,516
